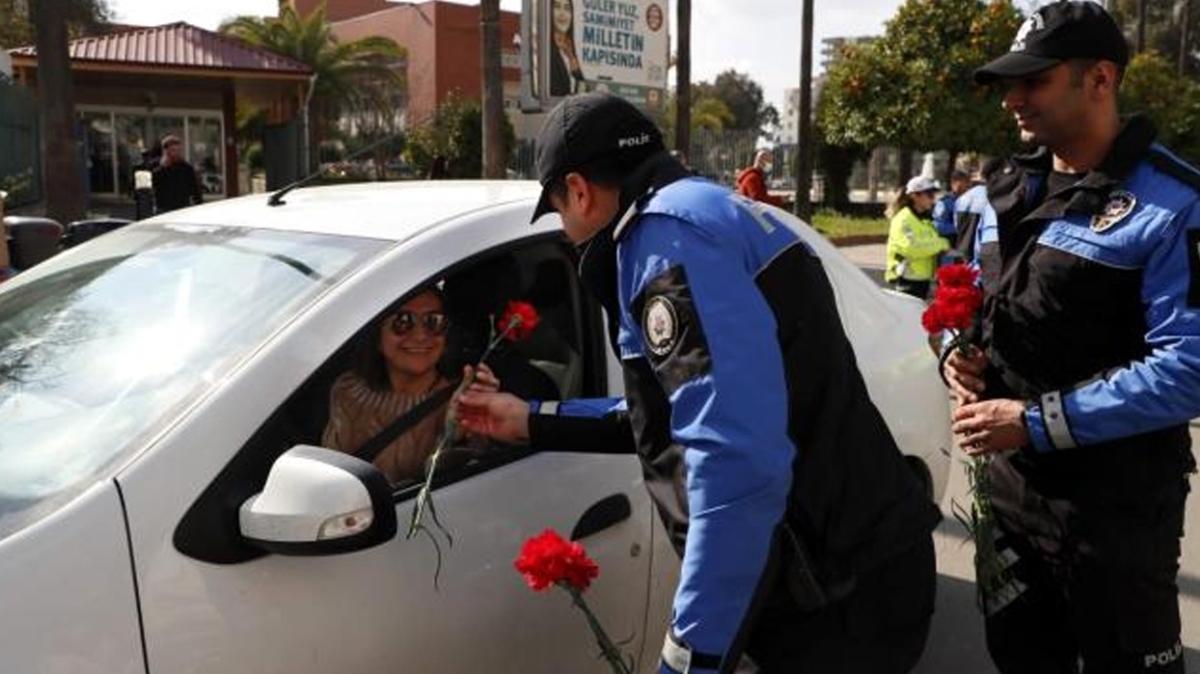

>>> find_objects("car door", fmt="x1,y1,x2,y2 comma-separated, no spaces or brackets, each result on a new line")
118,218,657,673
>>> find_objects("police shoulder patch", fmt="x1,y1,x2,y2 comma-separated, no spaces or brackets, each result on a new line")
643,295,679,357
631,265,712,393
1091,190,1137,233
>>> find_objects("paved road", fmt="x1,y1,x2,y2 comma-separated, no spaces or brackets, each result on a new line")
835,243,1200,672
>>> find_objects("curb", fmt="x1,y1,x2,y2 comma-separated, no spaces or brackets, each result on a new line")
830,234,888,248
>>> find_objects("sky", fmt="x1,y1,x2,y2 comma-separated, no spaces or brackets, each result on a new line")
102,0,954,112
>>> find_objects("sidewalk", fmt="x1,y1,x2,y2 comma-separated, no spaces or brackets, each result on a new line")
839,242,886,286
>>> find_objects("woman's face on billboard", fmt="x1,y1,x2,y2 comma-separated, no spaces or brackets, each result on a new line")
553,0,573,35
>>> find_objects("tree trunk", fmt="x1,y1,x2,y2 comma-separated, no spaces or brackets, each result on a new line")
1181,0,1192,76
674,0,691,160
944,149,960,188
1137,0,1147,53
897,148,914,188
794,0,815,221
31,0,86,224
481,0,505,179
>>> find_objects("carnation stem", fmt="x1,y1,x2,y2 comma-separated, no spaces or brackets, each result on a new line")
407,317,524,572
566,585,632,674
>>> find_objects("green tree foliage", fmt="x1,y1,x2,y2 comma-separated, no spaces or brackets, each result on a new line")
404,96,514,179
1120,51,1200,163
0,0,110,48
818,0,1023,157
222,2,406,149
1110,0,1198,77
662,92,735,140
694,69,779,133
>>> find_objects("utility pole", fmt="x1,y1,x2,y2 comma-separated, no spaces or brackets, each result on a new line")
794,0,814,221
674,0,691,161
481,0,506,179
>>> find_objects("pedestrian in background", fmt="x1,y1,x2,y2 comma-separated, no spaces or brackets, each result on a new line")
932,169,971,248
151,135,202,214
735,149,785,207
947,3,1200,671
884,175,949,298
950,169,989,263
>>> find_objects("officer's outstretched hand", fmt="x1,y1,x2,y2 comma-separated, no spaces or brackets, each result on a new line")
456,390,531,444
944,348,988,405
952,399,1029,456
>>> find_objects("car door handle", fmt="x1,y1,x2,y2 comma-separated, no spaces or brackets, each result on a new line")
570,493,632,541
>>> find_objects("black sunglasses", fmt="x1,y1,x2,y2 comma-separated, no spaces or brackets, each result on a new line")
390,310,450,336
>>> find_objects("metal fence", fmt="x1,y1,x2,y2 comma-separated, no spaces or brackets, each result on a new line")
0,79,41,207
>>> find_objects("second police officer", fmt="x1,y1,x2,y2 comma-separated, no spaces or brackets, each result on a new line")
947,2,1200,672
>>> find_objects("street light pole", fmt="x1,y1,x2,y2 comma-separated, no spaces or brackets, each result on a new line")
794,0,814,221
675,0,691,161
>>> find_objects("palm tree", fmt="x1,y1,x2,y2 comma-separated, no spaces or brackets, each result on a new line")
222,2,406,170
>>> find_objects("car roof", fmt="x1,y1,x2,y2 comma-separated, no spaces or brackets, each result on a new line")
149,181,546,240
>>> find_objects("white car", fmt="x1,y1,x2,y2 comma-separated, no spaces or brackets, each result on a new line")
0,181,950,674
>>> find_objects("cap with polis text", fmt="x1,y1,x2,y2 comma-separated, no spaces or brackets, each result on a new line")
530,92,664,223
974,1,1129,85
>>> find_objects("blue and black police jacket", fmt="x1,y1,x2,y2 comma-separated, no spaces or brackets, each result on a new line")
529,152,938,674
969,116,1200,472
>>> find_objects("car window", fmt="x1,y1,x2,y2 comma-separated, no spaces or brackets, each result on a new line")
0,224,387,543
175,235,608,563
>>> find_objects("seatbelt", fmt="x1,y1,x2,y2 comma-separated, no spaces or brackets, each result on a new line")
352,384,457,464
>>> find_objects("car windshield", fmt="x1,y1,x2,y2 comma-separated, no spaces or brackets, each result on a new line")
0,223,387,542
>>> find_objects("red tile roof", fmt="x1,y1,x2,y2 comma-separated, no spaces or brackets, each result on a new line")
10,22,311,75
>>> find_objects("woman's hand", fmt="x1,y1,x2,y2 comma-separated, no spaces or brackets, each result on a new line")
463,363,500,393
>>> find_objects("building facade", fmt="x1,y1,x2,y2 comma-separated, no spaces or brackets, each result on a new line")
304,1,531,138
9,22,310,202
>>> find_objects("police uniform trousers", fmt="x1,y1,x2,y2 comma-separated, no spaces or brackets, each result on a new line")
745,537,935,673
983,445,1190,674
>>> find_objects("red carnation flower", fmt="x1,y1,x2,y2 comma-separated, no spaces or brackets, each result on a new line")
497,300,541,342
936,263,979,289
514,529,599,592
921,302,946,334
929,285,983,332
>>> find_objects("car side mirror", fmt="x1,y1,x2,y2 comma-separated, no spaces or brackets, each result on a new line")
239,446,397,556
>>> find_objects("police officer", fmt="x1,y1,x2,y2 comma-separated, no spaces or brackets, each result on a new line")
950,172,988,263
945,3,1200,671
459,92,939,673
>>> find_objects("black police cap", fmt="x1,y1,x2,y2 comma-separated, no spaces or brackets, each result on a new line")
975,1,1129,85
530,92,664,223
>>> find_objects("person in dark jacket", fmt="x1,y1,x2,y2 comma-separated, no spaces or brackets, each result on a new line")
459,92,938,674
946,3,1200,672
151,135,202,214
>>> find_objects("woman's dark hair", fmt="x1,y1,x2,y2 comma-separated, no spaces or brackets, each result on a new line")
351,285,447,392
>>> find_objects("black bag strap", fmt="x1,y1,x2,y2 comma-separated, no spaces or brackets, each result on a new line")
352,383,457,464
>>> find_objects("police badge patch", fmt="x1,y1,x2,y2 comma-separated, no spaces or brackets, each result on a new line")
643,296,678,357
632,265,712,393
1091,190,1137,233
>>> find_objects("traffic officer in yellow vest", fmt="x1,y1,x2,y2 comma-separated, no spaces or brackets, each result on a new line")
885,175,950,298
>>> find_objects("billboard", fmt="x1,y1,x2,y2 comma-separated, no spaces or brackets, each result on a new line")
521,0,669,114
